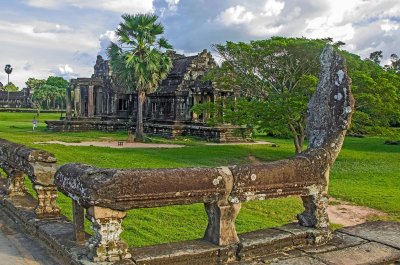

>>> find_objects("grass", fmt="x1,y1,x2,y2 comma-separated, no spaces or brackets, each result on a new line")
0,112,399,247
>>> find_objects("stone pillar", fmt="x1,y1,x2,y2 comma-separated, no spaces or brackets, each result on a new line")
203,167,240,246
113,94,118,115
86,206,131,262
34,185,60,219
74,85,81,117
96,88,102,115
6,169,26,196
88,85,94,117
73,200,86,244
66,86,72,119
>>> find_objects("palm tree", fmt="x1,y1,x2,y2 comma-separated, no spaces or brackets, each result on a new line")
4,64,13,102
108,14,173,142
4,64,12,84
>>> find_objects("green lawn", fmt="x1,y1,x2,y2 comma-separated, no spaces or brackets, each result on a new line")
0,112,399,247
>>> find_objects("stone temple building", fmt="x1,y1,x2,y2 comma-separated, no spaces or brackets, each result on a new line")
0,87,32,108
46,50,250,142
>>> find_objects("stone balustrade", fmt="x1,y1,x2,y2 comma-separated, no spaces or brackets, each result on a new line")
54,45,355,263
0,139,60,218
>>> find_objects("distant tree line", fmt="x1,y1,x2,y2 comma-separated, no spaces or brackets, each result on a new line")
27,76,68,110
192,37,400,153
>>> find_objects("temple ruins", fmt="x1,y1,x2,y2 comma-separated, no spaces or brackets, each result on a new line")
46,50,250,142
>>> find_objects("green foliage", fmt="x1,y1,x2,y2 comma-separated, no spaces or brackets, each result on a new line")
203,37,400,149
26,78,46,92
205,37,325,152
32,76,67,109
3,82,19,92
341,51,400,133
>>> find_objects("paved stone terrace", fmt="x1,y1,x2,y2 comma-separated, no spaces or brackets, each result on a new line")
0,198,399,265
0,207,59,265
237,221,400,265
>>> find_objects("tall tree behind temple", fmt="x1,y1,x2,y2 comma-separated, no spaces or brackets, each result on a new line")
4,64,12,84
108,14,173,142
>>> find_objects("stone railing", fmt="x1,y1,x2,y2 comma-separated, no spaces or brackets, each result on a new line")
0,139,60,218
54,45,354,263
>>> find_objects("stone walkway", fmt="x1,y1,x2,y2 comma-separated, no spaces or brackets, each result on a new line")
0,208,59,265
244,221,400,265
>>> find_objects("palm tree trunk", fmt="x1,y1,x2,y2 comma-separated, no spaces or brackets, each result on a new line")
135,90,146,142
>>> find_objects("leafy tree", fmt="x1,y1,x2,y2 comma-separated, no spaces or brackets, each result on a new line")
32,76,67,109
385,53,400,74
26,78,46,92
3,82,19,92
108,14,173,142
343,51,400,132
203,37,326,153
369,51,383,64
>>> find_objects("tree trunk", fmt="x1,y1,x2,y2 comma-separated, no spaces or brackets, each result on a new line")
288,123,305,154
135,90,146,142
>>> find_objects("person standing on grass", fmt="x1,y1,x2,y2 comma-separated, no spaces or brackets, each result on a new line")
32,116,37,131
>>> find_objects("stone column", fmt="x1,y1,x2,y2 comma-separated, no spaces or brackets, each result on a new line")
34,185,60,219
86,206,131,262
113,94,118,115
88,85,94,117
5,168,26,196
66,86,72,119
74,85,81,117
96,88,102,115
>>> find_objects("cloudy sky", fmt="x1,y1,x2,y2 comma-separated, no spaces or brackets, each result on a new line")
0,0,399,88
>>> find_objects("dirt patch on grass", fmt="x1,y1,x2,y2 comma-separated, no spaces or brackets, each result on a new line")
34,140,185,149
328,198,387,227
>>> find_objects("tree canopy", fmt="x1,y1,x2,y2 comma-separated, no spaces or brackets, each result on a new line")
3,82,19,92
195,37,400,152
198,37,326,153
31,76,67,109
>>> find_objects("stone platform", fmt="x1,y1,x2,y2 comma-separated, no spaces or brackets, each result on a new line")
1,178,399,265
45,119,251,143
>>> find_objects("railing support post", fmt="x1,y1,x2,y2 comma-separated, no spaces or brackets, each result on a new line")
204,202,241,246
6,169,26,196
204,166,240,246
73,200,86,244
298,187,329,229
86,206,131,262
34,185,60,219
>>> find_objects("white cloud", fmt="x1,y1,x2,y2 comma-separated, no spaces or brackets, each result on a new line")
26,0,60,9
216,5,255,26
98,30,118,58
381,19,399,32
165,0,180,12
59,64,74,74
262,0,285,17
32,22,72,34
26,0,154,14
